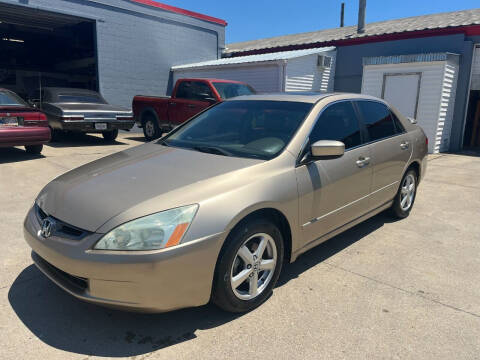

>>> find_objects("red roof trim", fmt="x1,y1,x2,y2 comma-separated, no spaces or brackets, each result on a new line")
130,0,227,26
228,24,480,57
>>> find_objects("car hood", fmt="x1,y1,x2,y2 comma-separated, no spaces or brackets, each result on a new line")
36,143,262,232
48,102,131,113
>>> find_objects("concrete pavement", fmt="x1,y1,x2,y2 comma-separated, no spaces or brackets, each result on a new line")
1,133,479,359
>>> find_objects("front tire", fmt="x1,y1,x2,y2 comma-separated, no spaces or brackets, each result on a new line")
390,169,417,219
212,218,284,313
102,129,118,142
25,144,43,154
142,113,161,141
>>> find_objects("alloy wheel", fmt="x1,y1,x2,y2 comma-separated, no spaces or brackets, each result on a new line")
400,174,416,211
145,120,155,138
230,233,277,300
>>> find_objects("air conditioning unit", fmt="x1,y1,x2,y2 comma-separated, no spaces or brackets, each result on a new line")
317,55,332,68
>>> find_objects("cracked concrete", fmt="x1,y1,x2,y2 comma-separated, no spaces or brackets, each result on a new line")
1,133,479,359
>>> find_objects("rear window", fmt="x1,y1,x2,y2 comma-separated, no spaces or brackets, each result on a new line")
356,101,397,142
0,90,28,106
57,94,105,104
213,82,255,99
176,81,215,101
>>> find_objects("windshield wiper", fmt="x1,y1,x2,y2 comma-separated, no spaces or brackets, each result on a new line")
192,145,233,157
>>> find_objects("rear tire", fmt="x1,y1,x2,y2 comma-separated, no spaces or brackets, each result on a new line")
102,129,118,142
142,113,161,141
212,218,284,313
25,144,43,154
390,169,418,219
49,128,60,142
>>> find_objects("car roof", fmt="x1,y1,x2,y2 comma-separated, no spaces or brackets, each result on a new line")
229,92,382,104
178,78,248,84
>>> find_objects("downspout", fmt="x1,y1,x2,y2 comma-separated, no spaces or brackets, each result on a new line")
280,60,287,92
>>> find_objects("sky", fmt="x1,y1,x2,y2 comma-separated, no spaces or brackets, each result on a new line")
164,0,479,44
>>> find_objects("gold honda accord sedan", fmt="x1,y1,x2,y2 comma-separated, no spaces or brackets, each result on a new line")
24,93,428,313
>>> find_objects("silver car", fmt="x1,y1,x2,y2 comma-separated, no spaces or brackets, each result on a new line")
30,87,134,142
24,93,428,313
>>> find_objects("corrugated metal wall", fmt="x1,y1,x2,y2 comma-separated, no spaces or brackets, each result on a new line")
173,63,282,92
362,61,458,153
173,50,337,94
437,60,459,152
285,51,336,92
1,0,225,107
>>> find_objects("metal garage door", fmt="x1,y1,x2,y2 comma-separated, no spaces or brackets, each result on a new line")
382,73,421,118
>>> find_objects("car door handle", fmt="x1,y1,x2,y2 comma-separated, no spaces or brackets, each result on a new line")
169,102,176,106
187,104,196,108
400,141,410,150
356,156,370,168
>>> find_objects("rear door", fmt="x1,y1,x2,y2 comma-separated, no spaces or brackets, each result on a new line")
170,81,214,125
296,100,373,245
355,100,412,208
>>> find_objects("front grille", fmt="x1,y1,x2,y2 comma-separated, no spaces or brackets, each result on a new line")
33,252,88,291
35,204,91,240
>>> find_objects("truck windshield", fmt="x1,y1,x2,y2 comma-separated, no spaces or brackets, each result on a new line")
0,90,28,106
213,82,255,99
161,100,312,160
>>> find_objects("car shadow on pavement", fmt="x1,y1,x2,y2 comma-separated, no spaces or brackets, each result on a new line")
8,267,242,357
277,212,396,287
8,212,396,358
46,133,126,148
0,147,45,164
122,135,149,143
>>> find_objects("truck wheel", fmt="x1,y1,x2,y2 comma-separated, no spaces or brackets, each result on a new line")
102,129,118,142
142,113,160,140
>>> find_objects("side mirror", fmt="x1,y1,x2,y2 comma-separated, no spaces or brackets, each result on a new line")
311,140,345,158
29,99,39,108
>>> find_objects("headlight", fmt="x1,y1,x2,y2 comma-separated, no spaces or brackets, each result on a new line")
94,205,198,251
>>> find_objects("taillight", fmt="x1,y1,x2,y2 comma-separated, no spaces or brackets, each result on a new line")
23,112,48,127
425,137,428,146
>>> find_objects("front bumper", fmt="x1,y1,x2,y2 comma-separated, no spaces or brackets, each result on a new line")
23,205,224,312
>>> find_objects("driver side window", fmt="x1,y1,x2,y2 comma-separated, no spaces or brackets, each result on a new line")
310,101,362,150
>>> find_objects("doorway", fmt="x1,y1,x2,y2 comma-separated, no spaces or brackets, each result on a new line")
463,45,480,149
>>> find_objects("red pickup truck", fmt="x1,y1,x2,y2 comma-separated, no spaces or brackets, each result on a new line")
132,78,255,140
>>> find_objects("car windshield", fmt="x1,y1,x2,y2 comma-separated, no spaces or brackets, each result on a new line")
161,100,313,160
57,93,105,104
213,82,256,99
0,90,28,106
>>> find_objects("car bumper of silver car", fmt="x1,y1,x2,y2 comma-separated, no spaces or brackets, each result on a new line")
23,205,224,312
58,120,134,132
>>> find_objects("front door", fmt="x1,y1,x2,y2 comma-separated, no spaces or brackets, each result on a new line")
296,100,373,245
354,100,412,207
170,81,214,125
